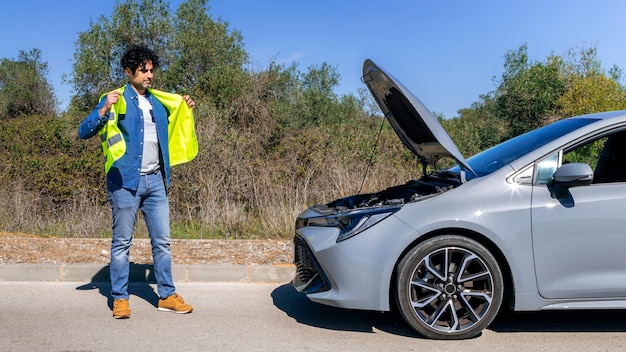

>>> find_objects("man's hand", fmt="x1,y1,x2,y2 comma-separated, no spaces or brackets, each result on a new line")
182,95,195,109
98,91,122,118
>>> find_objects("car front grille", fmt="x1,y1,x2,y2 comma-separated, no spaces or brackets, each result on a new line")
292,234,330,294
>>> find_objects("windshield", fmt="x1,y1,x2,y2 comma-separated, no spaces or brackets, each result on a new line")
449,118,598,179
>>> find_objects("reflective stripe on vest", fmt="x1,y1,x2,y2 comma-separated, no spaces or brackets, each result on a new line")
98,88,126,173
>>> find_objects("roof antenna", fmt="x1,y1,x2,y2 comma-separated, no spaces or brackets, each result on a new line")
357,115,386,194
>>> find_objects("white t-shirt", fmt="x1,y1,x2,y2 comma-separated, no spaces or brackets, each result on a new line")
138,94,160,174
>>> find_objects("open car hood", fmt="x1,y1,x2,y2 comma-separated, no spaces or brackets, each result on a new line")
362,59,475,177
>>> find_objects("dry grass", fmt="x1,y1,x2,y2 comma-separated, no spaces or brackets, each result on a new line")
0,104,419,240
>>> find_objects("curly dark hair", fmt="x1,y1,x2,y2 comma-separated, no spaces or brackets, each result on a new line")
120,44,160,73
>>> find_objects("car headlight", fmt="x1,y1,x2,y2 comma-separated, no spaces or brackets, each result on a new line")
296,206,400,242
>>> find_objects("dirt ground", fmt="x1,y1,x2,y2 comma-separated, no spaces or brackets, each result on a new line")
0,232,293,265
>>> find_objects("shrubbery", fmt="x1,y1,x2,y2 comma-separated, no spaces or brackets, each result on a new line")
0,100,417,239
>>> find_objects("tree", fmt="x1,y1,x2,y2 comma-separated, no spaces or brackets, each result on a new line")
67,0,247,113
447,43,625,157
300,62,341,125
265,62,348,128
164,0,248,110
555,45,626,116
448,94,508,157
67,0,173,110
556,73,626,117
494,44,566,137
0,49,57,118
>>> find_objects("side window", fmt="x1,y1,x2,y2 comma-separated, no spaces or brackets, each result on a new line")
562,130,626,184
535,153,559,185
589,131,626,183
562,137,605,171
534,129,626,185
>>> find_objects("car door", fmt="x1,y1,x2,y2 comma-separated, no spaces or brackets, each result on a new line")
532,130,626,299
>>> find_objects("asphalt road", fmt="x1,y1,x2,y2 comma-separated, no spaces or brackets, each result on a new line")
2,281,626,351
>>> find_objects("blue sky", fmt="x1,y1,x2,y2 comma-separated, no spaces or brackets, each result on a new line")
1,0,625,118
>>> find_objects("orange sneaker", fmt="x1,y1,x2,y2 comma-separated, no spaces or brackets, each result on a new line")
157,293,193,314
113,299,130,319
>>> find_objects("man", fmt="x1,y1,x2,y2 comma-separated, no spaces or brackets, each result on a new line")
79,44,197,319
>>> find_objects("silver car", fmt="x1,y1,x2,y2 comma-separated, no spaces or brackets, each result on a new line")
292,59,626,339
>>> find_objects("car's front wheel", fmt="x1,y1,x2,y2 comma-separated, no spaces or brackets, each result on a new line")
396,235,504,339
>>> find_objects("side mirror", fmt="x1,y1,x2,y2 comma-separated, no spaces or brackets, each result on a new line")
552,162,594,188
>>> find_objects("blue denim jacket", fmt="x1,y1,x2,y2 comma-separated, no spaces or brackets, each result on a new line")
78,83,171,191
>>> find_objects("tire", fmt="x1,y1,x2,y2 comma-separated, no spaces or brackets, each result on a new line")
396,235,504,339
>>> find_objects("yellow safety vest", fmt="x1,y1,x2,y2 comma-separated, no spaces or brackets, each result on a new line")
99,86,198,173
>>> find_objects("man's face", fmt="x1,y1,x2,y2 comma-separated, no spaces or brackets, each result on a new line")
125,60,154,94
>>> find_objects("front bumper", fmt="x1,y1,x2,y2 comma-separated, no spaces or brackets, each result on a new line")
292,234,331,294
291,213,418,311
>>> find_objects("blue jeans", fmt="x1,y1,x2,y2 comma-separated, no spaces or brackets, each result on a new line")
107,170,175,300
